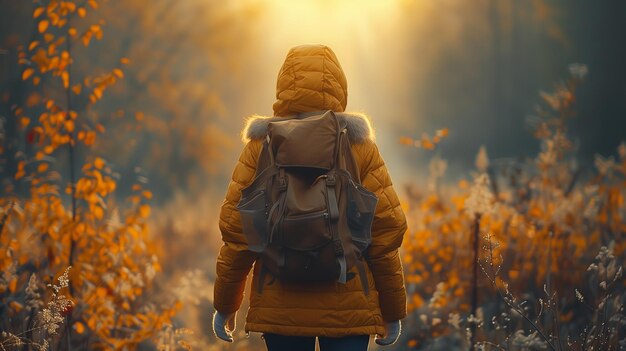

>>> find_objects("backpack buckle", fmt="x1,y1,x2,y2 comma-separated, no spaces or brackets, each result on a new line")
278,177,287,190
277,169,287,191
333,239,344,256
326,174,336,186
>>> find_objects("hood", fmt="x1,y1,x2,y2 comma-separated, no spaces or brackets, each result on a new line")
272,45,348,117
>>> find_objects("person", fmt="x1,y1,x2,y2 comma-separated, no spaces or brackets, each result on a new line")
212,44,407,351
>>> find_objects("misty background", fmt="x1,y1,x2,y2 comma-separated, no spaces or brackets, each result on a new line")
3,0,625,200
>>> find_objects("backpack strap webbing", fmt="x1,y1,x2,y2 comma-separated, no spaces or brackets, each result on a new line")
256,262,268,295
338,256,347,284
325,173,347,284
356,259,370,295
267,168,288,244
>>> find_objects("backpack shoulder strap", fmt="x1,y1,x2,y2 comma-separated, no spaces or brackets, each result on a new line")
336,120,361,183
254,139,270,177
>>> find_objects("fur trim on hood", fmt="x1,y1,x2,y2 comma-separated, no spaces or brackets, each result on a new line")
241,112,375,144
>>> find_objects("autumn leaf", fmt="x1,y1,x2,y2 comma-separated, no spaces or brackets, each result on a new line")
78,8,87,18
65,2,77,12
48,57,60,71
15,161,25,179
33,7,45,18
47,11,59,26
112,68,124,78
399,136,413,146
37,163,49,173
22,68,35,81
139,205,151,218
62,71,70,88
94,157,105,170
20,117,30,129
82,32,93,46
48,43,56,56
421,139,435,150
93,205,104,220
38,20,49,33
28,41,39,51
65,120,75,133
72,84,82,95
436,128,449,137
90,24,103,40
93,87,102,99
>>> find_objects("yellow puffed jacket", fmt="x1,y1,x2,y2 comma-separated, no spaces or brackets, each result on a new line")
214,44,407,337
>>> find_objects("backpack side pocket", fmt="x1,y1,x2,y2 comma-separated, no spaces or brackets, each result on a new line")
238,189,268,253
346,177,378,253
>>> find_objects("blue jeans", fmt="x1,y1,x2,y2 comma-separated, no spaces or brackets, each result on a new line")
263,333,369,351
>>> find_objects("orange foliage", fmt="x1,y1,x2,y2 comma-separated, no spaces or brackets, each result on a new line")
399,67,625,348
1,1,182,349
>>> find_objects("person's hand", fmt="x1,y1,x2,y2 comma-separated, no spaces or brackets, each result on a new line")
213,311,236,342
375,320,401,346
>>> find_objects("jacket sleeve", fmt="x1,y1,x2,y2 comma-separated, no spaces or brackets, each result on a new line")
213,140,262,314
357,139,408,322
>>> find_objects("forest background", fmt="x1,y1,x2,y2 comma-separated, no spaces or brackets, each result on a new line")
0,0,625,350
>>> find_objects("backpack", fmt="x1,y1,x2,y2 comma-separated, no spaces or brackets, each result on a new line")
237,110,378,294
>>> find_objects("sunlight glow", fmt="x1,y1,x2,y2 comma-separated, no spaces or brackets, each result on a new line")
261,0,399,49
249,0,409,117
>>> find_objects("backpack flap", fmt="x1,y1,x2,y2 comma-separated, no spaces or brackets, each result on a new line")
268,111,339,169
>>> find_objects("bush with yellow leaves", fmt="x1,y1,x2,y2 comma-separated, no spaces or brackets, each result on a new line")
0,1,184,350
400,64,625,350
